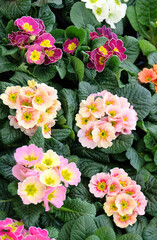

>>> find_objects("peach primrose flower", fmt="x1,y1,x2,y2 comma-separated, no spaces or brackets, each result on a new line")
44,186,66,211
88,172,110,198
77,122,97,149
115,193,136,216
45,100,61,119
117,174,131,189
79,95,105,118
92,121,116,148
32,89,51,111
37,83,58,101
0,86,21,109
103,92,120,109
106,105,122,120
16,95,33,109
37,112,49,127
16,108,39,129
103,196,118,216
18,176,46,204
42,120,55,139
110,167,128,178
59,162,81,187
26,45,45,65
138,68,157,83
41,150,60,168
107,177,121,196
39,169,61,187
75,113,96,129
14,144,44,167
20,86,36,98
122,184,141,197
134,192,147,215
63,38,79,55
113,212,137,228
119,97,130,108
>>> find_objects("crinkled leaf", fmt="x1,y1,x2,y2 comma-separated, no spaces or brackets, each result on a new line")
94,226,116,240
0,151,16,181
139,39,156,57
29,127,45,149
78,81,99,102
143,217,157,240
58,221,75,240
117,233,142,240
45,137,70,156
38,5,55,32
126,216,148,236
126,147,145,171
33,64,57,82
121,36,140,63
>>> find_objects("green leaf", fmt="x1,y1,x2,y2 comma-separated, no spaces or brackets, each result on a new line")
126,216,148,236
144,121,157,141
126,147,145,171
105,55,121,72
38,5,55,32
52,198,96,222
0,0,31,19
33,0,57,7
65,26,86,46
115,83,151,120
6,20,18,34
94,226,116,240
0,56,18,73
58,221,75,240
86,236,100,240
69,182,94,203
136,0,157,26
101,134,134,154
0,179,14,215
69,56,85,82
45,137,70,156
144,133,157,150
0,151,16,181
51,29,65,44
148,52,157,65
0,210,7,220
134,169,150,189
143,217,157,240
148,94,157,123
71,215,97,240
0,121,23,145
8,181,18,196
46,226,59,239
33,64,57,82
60,88,78,129
29,127,45,149
0,45,18,57
14,199,43,228
0,100,9,120
91,37,107,50
139,39,156,57
120,60,140,75
10,71,38,86
121,36,140,63
0,20,6,40
117,233,142,240
51,129,71,141
70,2,100,29
95,214,113,229
78,81,99,101
55,59,66,79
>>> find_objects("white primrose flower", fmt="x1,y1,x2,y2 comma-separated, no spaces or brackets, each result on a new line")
92,3,109,22
81,0,104,10
105,0,127,28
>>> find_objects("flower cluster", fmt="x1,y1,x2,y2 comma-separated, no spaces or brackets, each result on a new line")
86,25,127,72
81,0,127,28
0,217,55,239
0,80,61,138
89,168,147,228
8,16,62,65
138,65,157,92
12,144,81,211
76,90,137,149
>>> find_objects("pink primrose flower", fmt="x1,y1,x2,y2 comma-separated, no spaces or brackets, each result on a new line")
0,86,21,109
97,45,112,58
63,38,79,54
97,25,117,40
88,172,110,198
12,164,37,181
113,212,137,228
18,176,45,204
106,105,122,120
103,92,120,109
22,126,38,137
115,193,136,216
26,45,45,65
44,47,63,65
107,177,121,196
134,192,147,215
121,107,138,134
109,38,127,62
34,18,45,35
117,174,131,189
44,186,66,211
14,16,41,36
8,115,22,130
35,33,55,48
0,231,20,240
108,118,123,133
16,108,39,129
110,167,128,178
25,226,53,240
90,32,100,40
103,196,118,216
122,184,141,198
119,97,130,108
14,144,44,167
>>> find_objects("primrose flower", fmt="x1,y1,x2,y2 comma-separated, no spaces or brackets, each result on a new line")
0,231,19,240
18,176,45,204
75,113,96,129
107,177,121,196
0,218,24,234
59,162,81,187
8,115,22,130
122,184,141,197
81,0,103,9
14,16,41,36
109,38,127,62
26,45,45,65
14,144,44,167
92,3,109,22
79,95,105,118
115,193,136,216
8,31,30,49
117,175,131,189
63,38,79,55
32,89,51,111
16,108,39,129
16,95,33,109
103,196,118,216
20,86,36,99
103,92,120,109
88,172,110,198
0,86,21,109
110,167,128,178
113,212,137,228
44,186,66,211
44,47,63,65
134,192,147,215
92,121,116,148
39,169,61,187
77,122,97,149
121,107,138,134
37,112,49,127
106,105,122,120
35,33,55,48
12,164,36,181
41,150,60,168
138,68,157,83
42,120,55,139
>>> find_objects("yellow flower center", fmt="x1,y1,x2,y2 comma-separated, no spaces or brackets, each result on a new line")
7,224,17,232
126,190,134,195
109,184,116,192
24,154,38,162
38,115,43,124
120,214,130,222
25,184,37,196
23,23,33,32
123,116,128,121
45,49,55,57
136,201,140,207
30,50,41,61
40,40,51,47
1,234,13,240
23,112,32,122
61,169,72,181
109,110,116,117
34,96,44,105
88,103,97,112
99,130,108,140
106,100,114,105
99,56,105,65
120,181,127,187
45,177,55,185
96,7,102,15
86,129,93,140
89,0,98,3
146,76,151,81
120,200,128,210
99,46,108,55
114,47,119,52
21,100,32,107
68,42,77,51
111,121,116,127
115,0,121,5
34,163,47,171
82,117,89,125
47,191,55,201
9,92,18,103
97,181,106,191
43,158,53,167
110,202,118,211
44,124,50,133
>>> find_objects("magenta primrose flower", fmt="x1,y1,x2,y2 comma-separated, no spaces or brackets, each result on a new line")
63,37,79,54
35,33,55,48
45,47,63,65
109,38,127,62
8,31,30,49
26,44,45,64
